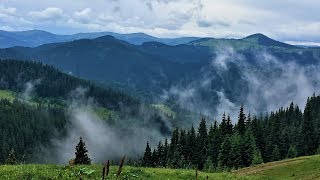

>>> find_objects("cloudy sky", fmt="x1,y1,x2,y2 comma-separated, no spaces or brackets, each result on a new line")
0,0,319,44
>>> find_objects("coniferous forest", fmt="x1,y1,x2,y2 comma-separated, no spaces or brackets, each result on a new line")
142,95,320,171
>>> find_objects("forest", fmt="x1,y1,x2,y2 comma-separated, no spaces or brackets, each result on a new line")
142,94,320,171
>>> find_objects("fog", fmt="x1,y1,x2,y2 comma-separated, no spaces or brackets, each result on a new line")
162,46,320,122
45,88,166,164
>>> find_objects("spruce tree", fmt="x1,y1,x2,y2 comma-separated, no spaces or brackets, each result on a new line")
157,141,165,167
5,148,18,165
251,149,263,165
299,100,318,155
195,118,208,170
74,137,91,165
241,130,256,167
271,145,280,161
229,133,243,168
226,115,233,135
220,113,228,136
218,136,231,169
186,125,196,165
237,105,246,135
287,145,298,158
143,142,152,167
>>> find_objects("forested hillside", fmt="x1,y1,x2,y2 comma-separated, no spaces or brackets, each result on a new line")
142,94,320,171
0,59,139,111
0,60,170,164
0,99,67,163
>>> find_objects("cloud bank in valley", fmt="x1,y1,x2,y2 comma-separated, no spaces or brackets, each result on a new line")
162,47,320,122
46,88,166,164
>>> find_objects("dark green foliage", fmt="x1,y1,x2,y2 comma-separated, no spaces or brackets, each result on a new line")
218,136,232,169
74,137,91,165
195,118,208,169
5,148,18,165
237,105,246,135
0,60,139,112
142,94,320,171
298,98,318,155
287,145,298,158
142,142,152,167
251,149,263,165
271,145,281,161
0,99,67,163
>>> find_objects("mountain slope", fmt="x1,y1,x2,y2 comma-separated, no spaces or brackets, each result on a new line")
189,33,298,50
0,59,139,111
242,33,295,48
0,36,201,98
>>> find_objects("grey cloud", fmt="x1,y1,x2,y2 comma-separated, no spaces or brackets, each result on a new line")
28,7,64,21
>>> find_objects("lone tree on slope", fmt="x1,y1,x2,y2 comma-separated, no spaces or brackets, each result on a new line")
74,137,91,165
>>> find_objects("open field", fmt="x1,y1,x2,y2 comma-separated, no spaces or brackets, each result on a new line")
1,155,320,179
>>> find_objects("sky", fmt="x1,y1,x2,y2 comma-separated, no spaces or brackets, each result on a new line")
0,0,319,44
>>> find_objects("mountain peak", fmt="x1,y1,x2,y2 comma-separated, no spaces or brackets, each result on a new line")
242,33,294,48
243,33,269,40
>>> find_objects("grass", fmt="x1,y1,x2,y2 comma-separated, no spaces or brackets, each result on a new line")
234,155,320,179
1,155,320,179
0,164,236,180
151,104,176,118
0,90,16,102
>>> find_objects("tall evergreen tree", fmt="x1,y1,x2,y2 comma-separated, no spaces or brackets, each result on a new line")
299,100,318,155
237,105,246,135
195,118,208,169
5,148,18,165
74,137,91,165
142,142,152,167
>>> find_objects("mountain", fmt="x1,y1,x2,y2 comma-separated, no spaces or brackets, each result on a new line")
0,30,199,48
189,33,298,50
0,36,204,98
242,33,295,48
0,33,319,116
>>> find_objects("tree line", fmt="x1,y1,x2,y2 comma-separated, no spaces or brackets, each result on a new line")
142,94,320,171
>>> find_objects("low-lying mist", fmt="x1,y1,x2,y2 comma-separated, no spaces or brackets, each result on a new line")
162,46,320,122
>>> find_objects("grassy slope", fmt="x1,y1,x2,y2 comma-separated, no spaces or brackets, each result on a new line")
0,165,234,180
0,90,15,101
234,155,320,179
1,155,320,179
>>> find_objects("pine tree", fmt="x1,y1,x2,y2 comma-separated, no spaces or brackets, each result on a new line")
271,145,280,161
287,145,298,158
229,133,243,168
299,100,318,155
237,105,246,135
241,130,256,167
157,141,165,167
142,142,152,167
186,125,196,165
195,118,208,170
151,149,158,167
220,113,228,136
251,149,263,165
218,136,231,169
226,115,233,135
169,128,180,159
74,137,91,165
203,157,214,172
163,138,169,167
5,148,18,165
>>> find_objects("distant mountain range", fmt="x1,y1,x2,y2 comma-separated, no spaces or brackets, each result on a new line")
0,32,319,114
0,30,200,48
